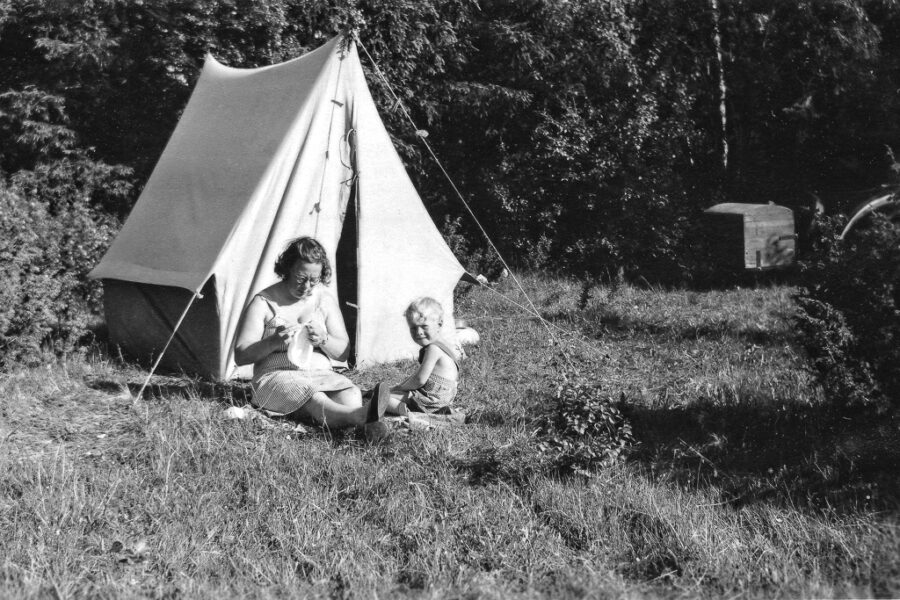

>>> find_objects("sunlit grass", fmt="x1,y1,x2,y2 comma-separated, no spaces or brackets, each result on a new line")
1,274,897,598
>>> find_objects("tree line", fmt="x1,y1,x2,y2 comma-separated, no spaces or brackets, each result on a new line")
2,0,900,370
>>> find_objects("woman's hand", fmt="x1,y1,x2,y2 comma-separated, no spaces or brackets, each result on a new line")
235,296,295,366
274,324,300,345
306,319,328,347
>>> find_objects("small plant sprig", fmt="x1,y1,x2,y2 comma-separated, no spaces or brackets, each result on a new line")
537,354,636,474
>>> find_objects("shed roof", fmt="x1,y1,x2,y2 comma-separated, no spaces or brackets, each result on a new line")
704,203,792,217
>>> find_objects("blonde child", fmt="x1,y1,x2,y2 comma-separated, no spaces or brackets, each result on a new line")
369,297,459,420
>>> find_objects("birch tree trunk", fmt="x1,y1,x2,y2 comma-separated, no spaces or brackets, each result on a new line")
711,0,728,170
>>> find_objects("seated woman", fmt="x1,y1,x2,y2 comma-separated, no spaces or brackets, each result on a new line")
234,236,369,429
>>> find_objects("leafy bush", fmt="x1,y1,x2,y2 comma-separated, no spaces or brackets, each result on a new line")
0,87,130,368
794,215,900,409
440,215,503,278
537,358,636,474
0,180,119,368
461,356,636,484
0,88,135,214
793,296,880,408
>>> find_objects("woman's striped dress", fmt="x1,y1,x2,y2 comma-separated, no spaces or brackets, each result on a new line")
250,293,356,415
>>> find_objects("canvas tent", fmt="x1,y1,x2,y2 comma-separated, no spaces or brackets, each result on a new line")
88,35,467,380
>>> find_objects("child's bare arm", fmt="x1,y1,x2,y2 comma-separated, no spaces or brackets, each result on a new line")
392,346,442,392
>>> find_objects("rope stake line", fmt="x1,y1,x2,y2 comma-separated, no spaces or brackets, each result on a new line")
354,34,580,364
134,289,203,402
479,284,608,361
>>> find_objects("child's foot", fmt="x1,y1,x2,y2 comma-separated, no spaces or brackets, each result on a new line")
365,382,391,423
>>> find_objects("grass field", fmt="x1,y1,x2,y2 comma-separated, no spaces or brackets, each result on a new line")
1,274,898,598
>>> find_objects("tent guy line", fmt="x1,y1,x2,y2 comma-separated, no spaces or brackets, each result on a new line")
352,32,567,355
133,290,202,403
477,283,610,362
355,32,617,367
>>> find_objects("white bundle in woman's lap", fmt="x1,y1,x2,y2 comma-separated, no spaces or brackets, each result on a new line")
272,317,314,368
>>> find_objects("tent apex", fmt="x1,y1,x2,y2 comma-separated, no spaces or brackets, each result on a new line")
200,36,346,74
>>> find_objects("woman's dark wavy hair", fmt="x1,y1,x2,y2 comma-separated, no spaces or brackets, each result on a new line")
274,236,332,284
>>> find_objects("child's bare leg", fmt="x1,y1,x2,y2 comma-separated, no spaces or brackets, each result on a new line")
384,391,411,416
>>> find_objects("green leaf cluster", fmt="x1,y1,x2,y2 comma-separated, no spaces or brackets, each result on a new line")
537,360,636,474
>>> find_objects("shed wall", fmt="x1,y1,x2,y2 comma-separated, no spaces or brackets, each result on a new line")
703,203,795,270
743,214,795,269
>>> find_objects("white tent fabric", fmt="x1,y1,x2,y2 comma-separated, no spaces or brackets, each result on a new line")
89,36,466,379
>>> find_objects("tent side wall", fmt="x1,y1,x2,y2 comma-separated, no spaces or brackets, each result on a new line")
346,43,466,366
103,278,223,379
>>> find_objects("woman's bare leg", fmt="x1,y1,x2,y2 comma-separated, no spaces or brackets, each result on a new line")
327,386,363,408
299,391,367,429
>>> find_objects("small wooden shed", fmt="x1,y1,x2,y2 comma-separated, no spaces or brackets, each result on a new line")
702,203,796,270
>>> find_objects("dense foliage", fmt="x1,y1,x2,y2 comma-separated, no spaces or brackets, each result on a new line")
0,86,130,366
794,215,900,410
0,180,119,367
2,0,900,363
537,359,635,473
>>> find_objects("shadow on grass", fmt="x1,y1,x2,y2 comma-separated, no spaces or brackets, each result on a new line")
85,376,254,405
84,377,390,447
544,308,794,346
627,401,900,514
686,264,800,291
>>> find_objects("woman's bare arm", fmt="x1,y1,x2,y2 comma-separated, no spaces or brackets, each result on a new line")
234,296,283,366
310,291,351,362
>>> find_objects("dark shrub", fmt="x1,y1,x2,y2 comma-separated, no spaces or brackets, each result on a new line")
0,87,130,367
794,215,900,409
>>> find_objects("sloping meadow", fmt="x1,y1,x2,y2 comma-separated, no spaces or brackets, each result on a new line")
1,275,897,598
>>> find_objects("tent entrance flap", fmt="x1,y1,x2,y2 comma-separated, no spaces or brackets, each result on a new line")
335,180,359,365
103,278,221,378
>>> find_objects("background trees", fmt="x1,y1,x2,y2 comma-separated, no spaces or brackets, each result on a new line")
2,0,900,365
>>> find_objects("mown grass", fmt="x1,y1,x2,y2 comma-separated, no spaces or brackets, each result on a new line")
1,273,898,598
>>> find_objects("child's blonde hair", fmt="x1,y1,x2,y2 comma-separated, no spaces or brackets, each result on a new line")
404,297,444,325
